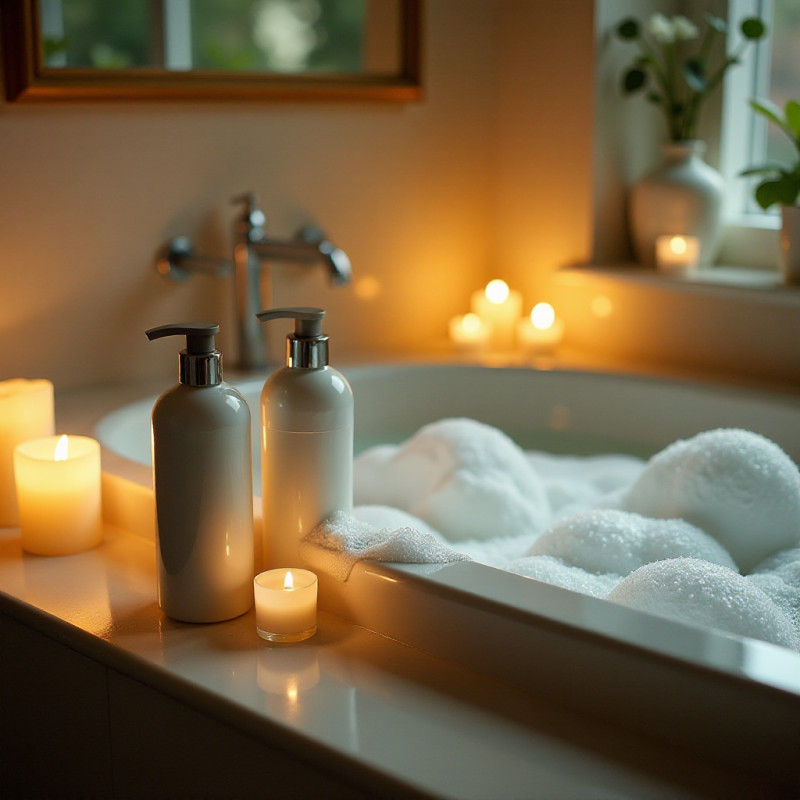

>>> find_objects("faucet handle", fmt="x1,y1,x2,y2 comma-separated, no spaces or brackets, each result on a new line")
231,191,266,241
231,189,257,205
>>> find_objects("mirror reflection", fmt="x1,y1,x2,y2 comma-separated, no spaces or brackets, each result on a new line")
2,0,420,101
40,0,398,75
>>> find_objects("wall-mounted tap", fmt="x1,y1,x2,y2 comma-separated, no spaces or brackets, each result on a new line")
156,192,351,371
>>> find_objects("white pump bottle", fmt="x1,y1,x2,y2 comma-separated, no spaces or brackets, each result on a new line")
146,322,254,623
256,307,353,570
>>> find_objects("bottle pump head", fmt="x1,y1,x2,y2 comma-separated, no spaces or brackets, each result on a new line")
255,307,328,369
146,322,222,386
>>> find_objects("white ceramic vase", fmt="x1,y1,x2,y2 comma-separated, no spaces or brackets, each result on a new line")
780,205,800,285
629,140,725,267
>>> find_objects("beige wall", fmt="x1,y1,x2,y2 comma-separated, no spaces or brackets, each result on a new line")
492,0,596,301
0,1,597,390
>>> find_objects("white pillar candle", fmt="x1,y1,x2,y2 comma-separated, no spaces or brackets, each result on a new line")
14,435,102,556
517,303,565,355
254,568,318,643
655,235,700,274
470,280,523,351
0,379,55,526
448,312,491,352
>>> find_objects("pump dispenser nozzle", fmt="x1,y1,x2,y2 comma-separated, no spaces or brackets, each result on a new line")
146,322,222,386
255,307,328,369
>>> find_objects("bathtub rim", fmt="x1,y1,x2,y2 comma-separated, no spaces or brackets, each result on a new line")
86,363,800,735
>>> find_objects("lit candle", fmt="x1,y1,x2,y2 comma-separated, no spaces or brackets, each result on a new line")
448,312,491,351
254,568,318,643
13,435,102,556
655,235,700,274
517,302,565,355
470,280,523,350
0,379,55,526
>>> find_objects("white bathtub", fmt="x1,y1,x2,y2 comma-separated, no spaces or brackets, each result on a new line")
94,363,800,788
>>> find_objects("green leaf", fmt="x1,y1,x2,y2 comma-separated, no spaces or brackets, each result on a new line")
682,59,707,92
755,180,786,210
622,68,647,93
617,18,639,39
755,176,800,210
785,100,800,138
750,98,788,130
740,17,766,40
704,14,728,34
740,162,791,177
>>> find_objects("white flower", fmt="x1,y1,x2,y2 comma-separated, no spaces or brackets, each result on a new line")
646,13,675,44
672,15,700,41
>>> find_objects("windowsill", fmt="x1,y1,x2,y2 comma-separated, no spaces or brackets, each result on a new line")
718,214,782,269
564,264,800,307
725,212,782,231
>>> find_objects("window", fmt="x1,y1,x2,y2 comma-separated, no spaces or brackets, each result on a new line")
39,0,368,74
721,0,800,223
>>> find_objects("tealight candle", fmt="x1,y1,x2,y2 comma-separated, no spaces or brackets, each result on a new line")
14,435,102,556
448,312,491,351
655,235,699,274
470,279,523,350
254,568,318,643
0,379,55,526
517,303,565,355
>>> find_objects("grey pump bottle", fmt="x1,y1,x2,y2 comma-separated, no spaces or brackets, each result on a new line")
146,322,254,623
256,307,354,570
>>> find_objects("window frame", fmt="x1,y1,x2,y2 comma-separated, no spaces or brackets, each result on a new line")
716,0,784,268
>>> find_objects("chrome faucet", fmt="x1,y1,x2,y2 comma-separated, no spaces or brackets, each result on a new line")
156,192,351,370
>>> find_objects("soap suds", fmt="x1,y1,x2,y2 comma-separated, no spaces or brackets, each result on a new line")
314,421,800,651
620,428,800,572
607,558,797,649
527,509,738,575
354,418,550,541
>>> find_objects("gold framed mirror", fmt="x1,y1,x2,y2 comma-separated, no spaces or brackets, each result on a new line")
1,0,422,102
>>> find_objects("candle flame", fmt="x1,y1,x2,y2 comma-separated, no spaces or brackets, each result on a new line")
530,302,556,331
283,570,294,590
670,236,688,255
484,279,510,304
54,435,69,461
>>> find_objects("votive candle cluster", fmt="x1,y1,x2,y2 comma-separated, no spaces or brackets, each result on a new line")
470,280,522,351
449,280,565,356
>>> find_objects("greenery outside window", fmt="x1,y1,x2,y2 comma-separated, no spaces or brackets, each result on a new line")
718,0,800,267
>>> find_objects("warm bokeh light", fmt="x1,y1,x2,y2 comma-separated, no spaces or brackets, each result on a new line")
460,312,482,332
670,236,688,255
591,295,613,318
354,275,382,301
484,279,510,304
530,302,556,330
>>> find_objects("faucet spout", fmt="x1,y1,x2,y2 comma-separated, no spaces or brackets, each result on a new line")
156,194,351,372
251,225,352,286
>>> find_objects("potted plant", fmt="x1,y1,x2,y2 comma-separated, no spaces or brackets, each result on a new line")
616,13,766,267
741,98,800,283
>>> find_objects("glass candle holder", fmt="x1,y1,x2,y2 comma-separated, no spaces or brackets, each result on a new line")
254,568,318,643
